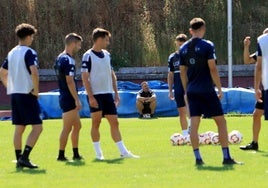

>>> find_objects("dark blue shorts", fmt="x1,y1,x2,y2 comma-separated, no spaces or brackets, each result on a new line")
264,90,268,120
174,91,186,108
59,93,76,113
187,92,223,117
255,90,264,110
89,93,117,115
11,93,42,125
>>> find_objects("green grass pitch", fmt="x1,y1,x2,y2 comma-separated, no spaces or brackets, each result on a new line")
0,117,268,188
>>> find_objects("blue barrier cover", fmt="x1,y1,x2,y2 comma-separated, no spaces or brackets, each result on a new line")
38,80,256,119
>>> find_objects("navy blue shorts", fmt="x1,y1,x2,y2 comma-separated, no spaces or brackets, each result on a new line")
59,93,76,113
263,90,268,120
174,91,186,108
89,93,117,115
255,90,264,110
187,92,223,117
11,93,42,125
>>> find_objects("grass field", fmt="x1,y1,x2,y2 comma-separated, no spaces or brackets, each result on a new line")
0,117,268,188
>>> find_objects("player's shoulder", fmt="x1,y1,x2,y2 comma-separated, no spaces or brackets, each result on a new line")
57,53,71,64
258,33,268,42
201,39,214,47
168,52,176,60
102,49,110,56
82,49,92,60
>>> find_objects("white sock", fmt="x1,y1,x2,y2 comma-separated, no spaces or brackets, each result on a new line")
116,141,129,155
182,129,189,137
93,142,103,156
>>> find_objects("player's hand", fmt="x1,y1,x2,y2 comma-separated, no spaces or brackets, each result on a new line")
168,92,174,100
255,89,263,103
244,36,251,47
114,94,120,107
75,99,82,111
218,90,223,99
89,96,99,108
31,89,39,98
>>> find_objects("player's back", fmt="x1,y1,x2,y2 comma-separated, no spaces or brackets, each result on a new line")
180,38,215,93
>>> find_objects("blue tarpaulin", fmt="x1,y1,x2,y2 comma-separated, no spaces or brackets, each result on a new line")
38,80,256,119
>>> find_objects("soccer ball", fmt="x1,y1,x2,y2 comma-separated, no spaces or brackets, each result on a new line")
199,133,211,145
211,133,220,145
228,130,243,144
170,133,185,146
184,134,191,145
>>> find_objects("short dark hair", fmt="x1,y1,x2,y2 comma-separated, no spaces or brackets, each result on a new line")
92,28,111,42
15,23,37,39
176,34,187,42
190,18,206,30
65,33,83,45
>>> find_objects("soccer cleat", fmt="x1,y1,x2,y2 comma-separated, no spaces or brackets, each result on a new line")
239,141,258,151
195,159,204,165
121,152,140,159
138,114,143,119
57,156,68,161
222,158,244,165
96,154,105,161
17,158,38,169
73,155,83,161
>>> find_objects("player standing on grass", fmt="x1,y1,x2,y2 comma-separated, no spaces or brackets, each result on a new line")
179,18,243,165
0,23,43,168
54,33,83,161
81,28,139,160
240,28,268,151
168,34,190,137
255,28,268,124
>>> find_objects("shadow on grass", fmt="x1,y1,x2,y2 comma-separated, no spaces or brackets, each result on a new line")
65,160,86,166
92,158,124,164
195,165,234,171
14,168,47,174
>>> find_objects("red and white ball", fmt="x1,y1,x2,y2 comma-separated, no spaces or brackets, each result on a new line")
199,133,211,145
211,133,220,145
170,133,185,146
228,130,243,144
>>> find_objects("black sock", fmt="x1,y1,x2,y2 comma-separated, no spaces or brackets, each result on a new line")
21,145,32,160
58,150,65,158
15,150,22,160
73,148,80,157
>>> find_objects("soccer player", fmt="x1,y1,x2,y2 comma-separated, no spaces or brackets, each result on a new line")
54,33,83,161
0,23,43,168
81,28,139,160
240,28,268,151
255,28,268,124
168,34,189,137
179,18,242,165
136,81,156,118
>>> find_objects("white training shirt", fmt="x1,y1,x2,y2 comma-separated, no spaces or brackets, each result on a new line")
257,33,268,90
6,46,38,94
81,49,113,95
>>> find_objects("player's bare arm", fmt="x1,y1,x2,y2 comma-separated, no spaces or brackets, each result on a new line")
66,75,81,110
243,36,255,64
168,71,174,99
255,56,262,103
81,71,98,108
208,59,223,99
30,65,39,97
112,70,120,106
0,67,8,88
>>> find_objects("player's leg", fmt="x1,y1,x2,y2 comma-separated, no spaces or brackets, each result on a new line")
240,101,263,150
105,114,139,158
149,99,156,117
190,116,203,165
175,92,189,136
58,109,76,160
71,112,82,160
136,100,144,118
16,94,43,168
178,106,188,136
13,125,26,161
91,111,104,160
